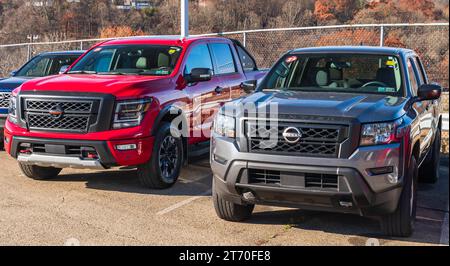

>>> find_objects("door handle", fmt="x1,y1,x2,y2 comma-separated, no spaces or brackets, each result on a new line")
215,86,224,94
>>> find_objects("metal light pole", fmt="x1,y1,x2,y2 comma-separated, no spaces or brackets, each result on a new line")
181,0,189,38
26,35,39,61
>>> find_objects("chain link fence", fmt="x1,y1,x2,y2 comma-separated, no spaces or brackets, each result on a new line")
1,23,448,87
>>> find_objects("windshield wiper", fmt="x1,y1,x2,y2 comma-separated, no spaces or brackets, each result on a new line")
66,70,97,74
97,72,128,75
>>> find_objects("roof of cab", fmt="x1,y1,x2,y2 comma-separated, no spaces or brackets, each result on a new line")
100,35,231,47
290,46,415,56
39,50,85,56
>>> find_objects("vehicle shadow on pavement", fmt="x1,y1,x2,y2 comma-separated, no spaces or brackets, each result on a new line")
245,158,449,246
50,157,213,196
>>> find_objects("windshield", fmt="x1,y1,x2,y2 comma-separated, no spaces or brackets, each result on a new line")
15,54,80,77
69,45,182,76
261,53,404,96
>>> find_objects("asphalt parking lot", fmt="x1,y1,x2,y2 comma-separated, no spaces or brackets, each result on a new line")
0,151,448,246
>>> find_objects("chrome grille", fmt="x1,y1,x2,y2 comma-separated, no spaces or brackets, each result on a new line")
23,98,97,133
246,121,348,158
0,92,11,108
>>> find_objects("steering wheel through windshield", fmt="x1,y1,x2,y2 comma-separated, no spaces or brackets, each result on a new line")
362,81,388,88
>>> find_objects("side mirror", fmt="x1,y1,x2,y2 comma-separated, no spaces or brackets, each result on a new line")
185,68,212,83
417,83,442,101
241,80,257,93
10,70,18,76
59,65,70,74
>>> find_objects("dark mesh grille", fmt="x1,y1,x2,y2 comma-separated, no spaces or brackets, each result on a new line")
22,98,97,133
27,114,90,132
305,173,338,190
246,121,347,158
0,92,11,108
247,168,339,191
248,169,281,185
25,100,92,112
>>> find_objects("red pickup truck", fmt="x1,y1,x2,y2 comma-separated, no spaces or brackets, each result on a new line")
4,36,266,188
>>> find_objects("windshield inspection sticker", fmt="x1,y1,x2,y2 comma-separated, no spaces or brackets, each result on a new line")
386,59,396,68
378,87,396,93
169,47,181,55
155,70,170,75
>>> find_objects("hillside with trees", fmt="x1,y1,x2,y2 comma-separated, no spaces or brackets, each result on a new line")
0,0,448,44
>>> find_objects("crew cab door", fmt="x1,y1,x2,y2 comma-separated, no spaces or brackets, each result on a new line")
208,42,245,103
407,57,434,157
183,43,220,142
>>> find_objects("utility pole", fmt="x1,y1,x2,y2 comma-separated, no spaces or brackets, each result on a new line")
26,35,39,61
181,0,189,38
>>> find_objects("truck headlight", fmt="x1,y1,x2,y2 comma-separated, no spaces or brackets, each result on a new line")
360,118,403,146
214,113,235,138
8,95,18,125
113,98,152,129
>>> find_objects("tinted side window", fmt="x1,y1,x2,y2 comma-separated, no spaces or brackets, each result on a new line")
210,43,237,75
25,57,50,77
413,57,427,85
236,45,256,72
407,58,419,96
185,44,213,74
48,56,80,75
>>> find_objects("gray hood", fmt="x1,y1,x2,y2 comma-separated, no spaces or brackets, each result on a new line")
230,91,408,123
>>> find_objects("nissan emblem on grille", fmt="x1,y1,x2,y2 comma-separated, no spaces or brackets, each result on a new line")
282,127,302,143
49,104,65,119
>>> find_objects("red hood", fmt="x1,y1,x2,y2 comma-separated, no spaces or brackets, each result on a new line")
18,74,173,98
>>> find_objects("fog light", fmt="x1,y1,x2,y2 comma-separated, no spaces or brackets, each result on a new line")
242,191,256,202
115,144,137,151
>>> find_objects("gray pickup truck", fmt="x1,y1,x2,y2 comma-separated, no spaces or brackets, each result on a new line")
210,46,443,237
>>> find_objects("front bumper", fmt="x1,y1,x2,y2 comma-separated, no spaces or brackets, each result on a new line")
211,134,405,216
4,133,154,169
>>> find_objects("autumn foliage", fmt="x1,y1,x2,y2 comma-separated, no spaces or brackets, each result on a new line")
100,26,144,38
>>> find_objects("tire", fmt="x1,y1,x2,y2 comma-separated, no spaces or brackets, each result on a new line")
137,122,183,189
213,191,254,222
380,156,418,237
0,134,4,150
18,163,62,180
419,128,441,184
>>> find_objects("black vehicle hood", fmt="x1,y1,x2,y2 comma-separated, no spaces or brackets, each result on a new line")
233,91,409,123
0,76,33,90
